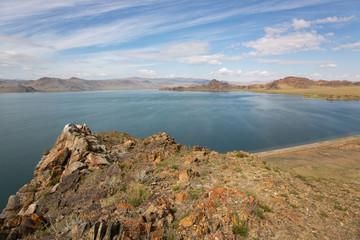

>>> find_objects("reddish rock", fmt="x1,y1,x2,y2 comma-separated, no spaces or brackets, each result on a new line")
179,170,189,182
85,153,109,167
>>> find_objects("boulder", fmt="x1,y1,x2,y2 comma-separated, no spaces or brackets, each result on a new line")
85,153,109,167
23,204,37,216
5,195,20,211
61,161,86,178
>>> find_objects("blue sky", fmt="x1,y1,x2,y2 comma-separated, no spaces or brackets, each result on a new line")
0,0,359,82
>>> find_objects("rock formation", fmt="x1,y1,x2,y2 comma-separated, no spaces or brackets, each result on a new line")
0,124,359,239
160,79,245,92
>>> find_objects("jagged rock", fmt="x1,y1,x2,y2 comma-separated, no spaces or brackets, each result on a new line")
2,123,360,240
5,195,20,211
36,147,69,171
57,170,80,193
20,192,35,208
85,153,109,167
23,204,37,216
106,163,121,176
50,183,59,193
61,161,86,178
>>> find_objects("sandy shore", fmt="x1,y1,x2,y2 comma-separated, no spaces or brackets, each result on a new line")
254,135,360,157
256,135,360,184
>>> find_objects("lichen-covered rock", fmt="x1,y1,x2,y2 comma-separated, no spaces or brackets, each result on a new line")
1,123,360,240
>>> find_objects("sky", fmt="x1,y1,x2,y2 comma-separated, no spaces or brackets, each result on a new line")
0,0,359,82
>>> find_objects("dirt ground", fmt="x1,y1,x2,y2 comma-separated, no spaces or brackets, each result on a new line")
255,135,360,184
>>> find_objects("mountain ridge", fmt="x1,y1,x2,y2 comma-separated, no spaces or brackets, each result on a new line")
0,77,210,93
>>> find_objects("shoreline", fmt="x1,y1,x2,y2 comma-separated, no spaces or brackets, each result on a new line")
254,135,360,158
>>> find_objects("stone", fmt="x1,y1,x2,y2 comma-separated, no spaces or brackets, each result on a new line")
5,195,20,211
50,183,59,193
16,214,44,239
175,192,188,202
61,161,86,178
179,170,189,182
20,192,34,208
124,140,135,150
106,162,121,176
37,147,69,171
85,153,109,167
23,204,37,216
57,170,80,193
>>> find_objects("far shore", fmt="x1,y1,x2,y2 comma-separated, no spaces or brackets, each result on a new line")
256,134,360,184
254,134,360,157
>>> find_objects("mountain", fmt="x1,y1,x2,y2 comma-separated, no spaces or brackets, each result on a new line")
160,79,245,92
1,124,359,239
250,76,360,90
0,77,210,93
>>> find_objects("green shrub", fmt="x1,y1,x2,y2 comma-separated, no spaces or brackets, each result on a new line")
232,223,248,236
189,188,202,200
255,208,265,219
172,185,180,191
127,185,148,208
259,204,272,212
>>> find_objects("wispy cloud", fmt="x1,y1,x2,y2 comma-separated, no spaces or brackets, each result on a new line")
0,51,50,63
243,31,325,56
333,41,360,50
318,63,338,69
255,59,325,64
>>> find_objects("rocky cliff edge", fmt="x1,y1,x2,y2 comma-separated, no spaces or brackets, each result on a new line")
0,124,359,239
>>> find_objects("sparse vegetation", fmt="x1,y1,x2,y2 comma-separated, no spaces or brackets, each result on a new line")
255,208,265,219
135,170,149,183
259,204,272,212
43,149,50,156
172,184,180,191
127,185,148,208
189,188,202,200
232,222,248,236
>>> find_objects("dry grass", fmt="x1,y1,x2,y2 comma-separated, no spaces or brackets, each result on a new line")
264,137,360,184
251,86,360,99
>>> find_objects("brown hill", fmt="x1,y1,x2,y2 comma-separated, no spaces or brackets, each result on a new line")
160,79,245,92
250,76,360,90
1,124,359,239
265,76,316,89
0,77,210,93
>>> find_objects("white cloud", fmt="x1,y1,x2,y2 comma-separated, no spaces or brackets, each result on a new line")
333,41,360,50
311,72,321,78
243,31,325,56
292,18,311,30
245,70,272,77
314,15,355,24
181,54,224,66
22,66,32,71
215,67,242,76
0,51,50,63
137,69,157,77
243,15,354,57
162,41,209,56
255,59,324,64
318,63,338,69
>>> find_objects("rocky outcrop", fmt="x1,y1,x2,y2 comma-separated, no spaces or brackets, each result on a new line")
160,79,245,92
1,124,359,239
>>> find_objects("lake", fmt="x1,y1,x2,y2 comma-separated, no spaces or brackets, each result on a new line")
1,90,360,209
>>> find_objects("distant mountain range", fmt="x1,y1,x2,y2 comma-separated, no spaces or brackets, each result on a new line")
251,76,360,89
0,77,210,93
161,76,360,92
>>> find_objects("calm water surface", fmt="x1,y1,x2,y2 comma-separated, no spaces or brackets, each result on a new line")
1,90,359,209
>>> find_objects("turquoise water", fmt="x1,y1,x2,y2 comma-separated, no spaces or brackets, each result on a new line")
1,90,360,209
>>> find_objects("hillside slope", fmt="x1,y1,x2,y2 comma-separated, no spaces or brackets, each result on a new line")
0,77,209,93
0,124,359,239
